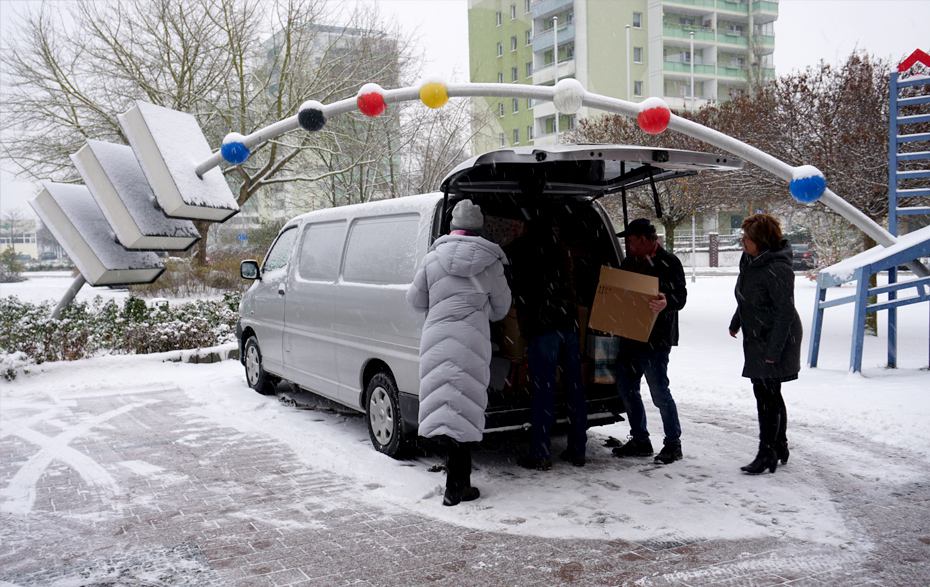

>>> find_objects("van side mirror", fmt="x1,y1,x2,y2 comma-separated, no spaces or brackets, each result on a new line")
240,260,260,280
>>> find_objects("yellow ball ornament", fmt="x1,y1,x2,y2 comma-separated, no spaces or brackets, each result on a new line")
419,81,449,109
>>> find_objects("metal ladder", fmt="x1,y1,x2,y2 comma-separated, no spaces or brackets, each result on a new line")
886,50,930,367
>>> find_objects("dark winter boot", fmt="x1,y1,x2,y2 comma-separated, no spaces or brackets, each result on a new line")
775,441,789,465
443,441,479,506
775,407,789,464
741,414,780,475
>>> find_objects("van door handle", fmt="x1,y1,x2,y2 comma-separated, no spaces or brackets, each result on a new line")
278,284,286,295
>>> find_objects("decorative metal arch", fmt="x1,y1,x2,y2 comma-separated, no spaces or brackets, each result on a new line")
200,78,928,278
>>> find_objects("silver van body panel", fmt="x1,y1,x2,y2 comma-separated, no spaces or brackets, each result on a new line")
239,193,443,411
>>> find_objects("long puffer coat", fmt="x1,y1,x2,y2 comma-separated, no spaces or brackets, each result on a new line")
729,239,803,382
406,234,512,442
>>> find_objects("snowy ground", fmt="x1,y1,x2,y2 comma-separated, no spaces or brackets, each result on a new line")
2,271,929,584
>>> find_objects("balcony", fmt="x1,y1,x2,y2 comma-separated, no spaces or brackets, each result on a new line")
532,22,575,52
752,1,779,24
663,24,716,43
664,61,717,76
664,0,716,7
533,59,576,85
531,0,573,20
716,0,749,14
716,31,749,47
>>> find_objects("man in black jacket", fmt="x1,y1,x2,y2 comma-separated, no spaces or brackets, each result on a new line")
612,219,688,465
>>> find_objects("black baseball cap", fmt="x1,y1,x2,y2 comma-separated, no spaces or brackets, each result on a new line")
616,218,657,237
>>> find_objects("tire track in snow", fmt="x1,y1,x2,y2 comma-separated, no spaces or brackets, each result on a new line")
2,400,159,515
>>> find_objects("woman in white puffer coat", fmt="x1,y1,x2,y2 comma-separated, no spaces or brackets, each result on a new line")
406,199,511,506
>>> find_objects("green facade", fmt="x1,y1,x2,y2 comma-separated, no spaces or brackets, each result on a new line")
469,0,536,150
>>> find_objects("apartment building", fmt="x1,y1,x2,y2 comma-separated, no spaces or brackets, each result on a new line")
468,0,778,152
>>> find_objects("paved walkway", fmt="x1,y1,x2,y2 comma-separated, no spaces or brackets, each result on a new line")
2,381,929,587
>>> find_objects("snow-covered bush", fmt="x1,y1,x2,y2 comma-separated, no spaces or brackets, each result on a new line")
0,292,241,379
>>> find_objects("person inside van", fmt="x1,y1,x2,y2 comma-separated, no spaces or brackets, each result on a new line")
505,213,588,470
406,199,512,506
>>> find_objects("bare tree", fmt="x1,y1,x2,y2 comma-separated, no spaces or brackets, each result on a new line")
0,0,435,264
1,208,33,256
569,111,743,249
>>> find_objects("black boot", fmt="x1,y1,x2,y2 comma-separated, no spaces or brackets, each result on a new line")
741,414,780,475
443,440,480,506
775,407,789,464
775,441,789,465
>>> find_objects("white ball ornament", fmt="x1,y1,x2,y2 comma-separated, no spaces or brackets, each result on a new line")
552,79,586,114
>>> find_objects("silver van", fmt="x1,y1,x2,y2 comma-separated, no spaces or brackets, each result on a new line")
236,145,742,457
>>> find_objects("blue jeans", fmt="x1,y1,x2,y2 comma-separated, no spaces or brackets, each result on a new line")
616,346,681,446
527,331,587,461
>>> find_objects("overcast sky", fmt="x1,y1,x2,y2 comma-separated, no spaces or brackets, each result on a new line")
2,0,929,216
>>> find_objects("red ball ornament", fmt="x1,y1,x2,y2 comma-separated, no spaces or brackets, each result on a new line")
637,102,671,135
357,89,386,117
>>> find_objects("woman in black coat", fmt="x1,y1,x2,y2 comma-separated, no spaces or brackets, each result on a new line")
729,213,803,475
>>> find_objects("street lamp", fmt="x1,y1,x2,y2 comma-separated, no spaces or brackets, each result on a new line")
690,31,695,114
553,15,559,143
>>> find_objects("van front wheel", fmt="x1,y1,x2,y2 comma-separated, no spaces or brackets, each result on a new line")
366,373,408,458
244,337,277,395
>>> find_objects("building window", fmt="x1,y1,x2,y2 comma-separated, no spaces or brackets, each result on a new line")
525,30,532,46
527,98,534,109
513,128,520,144
512,66,518,82
498,72,504,83
525,0,531,13
511,4,516,20
634,81,643,96
633,47,643,63
566,115,576,130
566,43,574,60
500,132,506,147
499,103,505,117
633,12,642,28
511,36,518,52
526,61,533,77
513,98,519,113
496,11,502,26
545,116,556,134
497,42,503,57
528,125,534,140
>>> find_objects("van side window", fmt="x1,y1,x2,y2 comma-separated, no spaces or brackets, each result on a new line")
342,215,419,285
297,221,346,281
262,226,298,273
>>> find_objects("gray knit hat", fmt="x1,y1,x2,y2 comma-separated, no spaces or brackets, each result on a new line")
451,200,484,232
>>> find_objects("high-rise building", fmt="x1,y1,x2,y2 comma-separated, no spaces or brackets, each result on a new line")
468,0,777,152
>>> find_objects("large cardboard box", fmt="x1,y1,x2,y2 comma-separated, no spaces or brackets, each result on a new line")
588,266,660,343
495,308,527,360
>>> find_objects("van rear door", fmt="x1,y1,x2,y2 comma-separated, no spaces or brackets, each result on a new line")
440,144,743,205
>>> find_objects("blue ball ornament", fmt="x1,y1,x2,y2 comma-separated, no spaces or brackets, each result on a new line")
789,174,826,204
298,107,326,132
221,141,250,165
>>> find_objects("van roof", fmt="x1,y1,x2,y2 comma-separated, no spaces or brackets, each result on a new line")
440,144,743,198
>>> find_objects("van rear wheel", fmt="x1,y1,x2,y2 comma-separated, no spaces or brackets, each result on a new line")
244,337,278,395
366,373,408,458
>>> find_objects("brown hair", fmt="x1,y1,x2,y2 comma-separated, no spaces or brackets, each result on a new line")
741,213,782,252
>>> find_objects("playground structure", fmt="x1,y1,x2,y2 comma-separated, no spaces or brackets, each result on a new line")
808,49,930,372
31,55,930,370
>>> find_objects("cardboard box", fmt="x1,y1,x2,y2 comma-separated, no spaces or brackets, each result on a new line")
495,308,527,360
588,266,660,343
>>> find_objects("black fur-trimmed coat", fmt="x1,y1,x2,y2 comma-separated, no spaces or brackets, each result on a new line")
729,239,803,382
